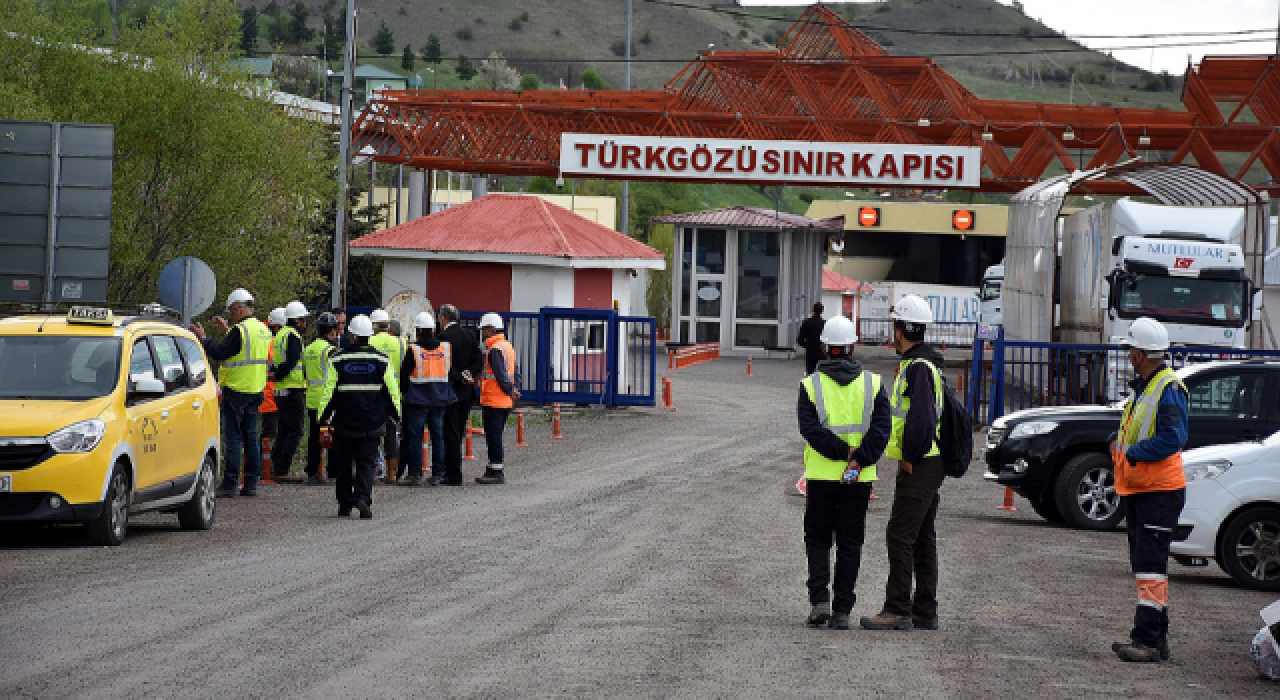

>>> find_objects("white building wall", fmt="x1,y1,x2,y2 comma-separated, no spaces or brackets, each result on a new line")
611,269,633,315
381,259,427,305
509,266,572,313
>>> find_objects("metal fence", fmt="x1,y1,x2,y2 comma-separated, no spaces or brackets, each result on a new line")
965,326,1280,425
857,318,978,348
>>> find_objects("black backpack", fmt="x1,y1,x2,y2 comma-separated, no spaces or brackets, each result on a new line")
914,360,973,478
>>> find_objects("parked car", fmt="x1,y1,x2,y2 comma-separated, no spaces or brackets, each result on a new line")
983,360,1280,530
1171,433,1280,591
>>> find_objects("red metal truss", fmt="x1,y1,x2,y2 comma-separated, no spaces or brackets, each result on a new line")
353,5,1280,194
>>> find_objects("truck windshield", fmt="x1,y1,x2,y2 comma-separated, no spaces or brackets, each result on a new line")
0,336,122,400
1114,276,1247,328
980,280,1002,301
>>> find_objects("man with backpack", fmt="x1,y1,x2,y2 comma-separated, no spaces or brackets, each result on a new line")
861,294,954,632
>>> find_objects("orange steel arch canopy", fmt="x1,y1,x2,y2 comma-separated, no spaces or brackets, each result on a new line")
352,6,1280,195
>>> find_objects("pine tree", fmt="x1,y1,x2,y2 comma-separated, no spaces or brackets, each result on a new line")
421,34,442,88
401,45,414,71
455,54,476,82
372,21,395,56
239,6,259,53
288,2,312,43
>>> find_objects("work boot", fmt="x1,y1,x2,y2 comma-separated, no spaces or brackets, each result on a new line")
405,476,427,487
239,488,258,497
276,473,304,483
1158,637,1170,661
306,475,326,486
912,615,940,631
338,505,352,517
427,473,441,487
384,458,400,485
475,467,505,485
357,501,373,520
215,487,237,499
1112,641,1162,663
806,602,832,627
859,612,913,630
828,613,851,630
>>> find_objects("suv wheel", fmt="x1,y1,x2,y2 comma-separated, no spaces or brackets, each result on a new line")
86,464,129,546
177,453,217,531
1218,506,1280,591
1054,452,1125,530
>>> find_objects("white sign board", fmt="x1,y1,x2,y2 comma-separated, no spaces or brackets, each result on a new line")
559,133,981,188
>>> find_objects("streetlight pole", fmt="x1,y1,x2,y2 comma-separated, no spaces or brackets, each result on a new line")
331,0,357,309
619,0,632,236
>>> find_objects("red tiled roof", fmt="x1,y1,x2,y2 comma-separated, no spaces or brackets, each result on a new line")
350,194,663,260
822,268,865,293
650,206,843,230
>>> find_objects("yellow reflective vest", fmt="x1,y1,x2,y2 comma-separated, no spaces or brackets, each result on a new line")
220,317,273,394
801,371,881,482
272,325,306,390
884,358,942,461
303,338,336,410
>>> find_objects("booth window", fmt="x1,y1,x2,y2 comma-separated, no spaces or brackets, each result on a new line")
736,230,780,320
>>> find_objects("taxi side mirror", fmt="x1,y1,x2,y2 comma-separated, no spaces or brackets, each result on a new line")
131,377,166,397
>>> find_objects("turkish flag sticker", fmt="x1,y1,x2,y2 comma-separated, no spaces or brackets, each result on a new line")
1174,257,1194,269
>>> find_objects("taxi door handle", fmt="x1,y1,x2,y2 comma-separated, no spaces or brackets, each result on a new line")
192,401,202,410
161,411,170,420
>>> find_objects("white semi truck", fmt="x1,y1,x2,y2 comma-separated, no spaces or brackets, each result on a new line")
979,262,1003,326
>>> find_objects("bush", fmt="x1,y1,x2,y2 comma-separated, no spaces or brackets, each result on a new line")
738,29,748,40
520,11,529,22
509,17,522,31
455,26,473,41
580,68,609,90
610,40,637,57
640,29,652,45
519,73,540,90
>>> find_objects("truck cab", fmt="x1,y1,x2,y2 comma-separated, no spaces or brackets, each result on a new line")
979,262,1003,326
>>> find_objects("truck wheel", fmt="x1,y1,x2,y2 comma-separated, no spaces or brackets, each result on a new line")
1030,497,1063,523
177,453,217,531
1217,507,1280,592
1054,452,1125,531
86,464,129,546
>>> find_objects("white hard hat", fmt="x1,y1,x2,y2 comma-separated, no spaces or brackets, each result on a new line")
1121,317,1170,352
479,312,504,330
267,307,286,326
413,311,436,330
890,294,933,324
819,315,858,346
348,315,375,337
226,288,254,309
284,301,309,319
369,308,391,324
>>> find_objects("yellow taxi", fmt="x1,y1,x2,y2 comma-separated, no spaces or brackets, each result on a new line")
0,305,220,545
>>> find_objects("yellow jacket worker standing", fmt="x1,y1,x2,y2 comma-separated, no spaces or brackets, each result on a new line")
369,308,405,483
797,315,891,631
303,312,340,485
188,288,273,497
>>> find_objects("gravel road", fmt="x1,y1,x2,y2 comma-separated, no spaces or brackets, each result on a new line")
1,347,1275,698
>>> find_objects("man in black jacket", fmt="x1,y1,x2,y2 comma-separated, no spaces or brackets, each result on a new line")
436,304,485,486
796,303,826,375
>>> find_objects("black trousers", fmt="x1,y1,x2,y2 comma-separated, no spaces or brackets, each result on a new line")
442,399,473,482
804,350,822,376
330,434,379,508
1125,488,1186,647
804,479,872,614
270,389,306,476
883,456,946,619
305,409,324,477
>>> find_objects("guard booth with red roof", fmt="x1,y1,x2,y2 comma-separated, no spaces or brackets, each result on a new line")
351,194,666,406
821,269,868,325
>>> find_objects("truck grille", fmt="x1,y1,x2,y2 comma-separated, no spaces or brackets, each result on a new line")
0,442,53,470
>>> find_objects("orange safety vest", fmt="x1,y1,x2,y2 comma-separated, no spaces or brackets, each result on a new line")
261,340,277,413
480,334,516,409
1110,367,1186,495
409,342,451,381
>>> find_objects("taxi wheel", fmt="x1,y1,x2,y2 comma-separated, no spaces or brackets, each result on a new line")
177,454,217,531
86,465,129,546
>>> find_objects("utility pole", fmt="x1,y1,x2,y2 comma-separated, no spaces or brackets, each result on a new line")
332,0,357,309
619,0,632,236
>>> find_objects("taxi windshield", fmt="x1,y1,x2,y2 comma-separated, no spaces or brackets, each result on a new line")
0,336,122,400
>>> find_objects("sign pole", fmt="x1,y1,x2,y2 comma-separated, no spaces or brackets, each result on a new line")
181,257,192,326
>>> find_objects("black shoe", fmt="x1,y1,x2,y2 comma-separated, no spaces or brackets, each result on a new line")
357,501,372,519
427,474,441,486
404,476,427,487
439,478,463,486
475,468,505,485
1112,641,1162,662
911,615,940,631
239,488,258,497
860,612,913,630
215,488,237,499
1158,638,1170,661
306,475,326,486
806,602,832,627
828,613,851,630
338,505,352,517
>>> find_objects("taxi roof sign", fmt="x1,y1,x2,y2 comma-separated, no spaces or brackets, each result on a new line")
67,306,114,325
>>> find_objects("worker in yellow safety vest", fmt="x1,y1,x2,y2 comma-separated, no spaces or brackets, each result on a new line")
189,288,273,497
476,312,520,485
269,301,310,483
369,309,405,483
797,315,891,631
303,312,340,485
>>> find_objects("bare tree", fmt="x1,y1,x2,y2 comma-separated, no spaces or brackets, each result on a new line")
478,51,520,90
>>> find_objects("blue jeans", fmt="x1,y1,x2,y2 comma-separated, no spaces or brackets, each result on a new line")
220,389,263,490
401,405,449,478
482,406,510,466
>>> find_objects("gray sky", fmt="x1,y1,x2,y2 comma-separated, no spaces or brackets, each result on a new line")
737,0,1278,74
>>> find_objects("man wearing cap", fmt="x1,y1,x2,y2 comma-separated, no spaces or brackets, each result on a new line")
797,315,891,631
862,293,948,632
369,309,406,484
1108,317,1189,663
399,312,457,486
189,288,274,498
476,313,519,485
319,315,401,519
303,312,341,485
270,301,310,482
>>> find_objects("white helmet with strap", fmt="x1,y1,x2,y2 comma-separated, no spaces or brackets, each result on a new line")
479,312,504,330
369,308,391,324
890,294,933,324
819,315,858,346
267,307,286,326
225,288,254,309
348,315,375,337
284,301,309,319
413,312,436,330
1122,317,1170,352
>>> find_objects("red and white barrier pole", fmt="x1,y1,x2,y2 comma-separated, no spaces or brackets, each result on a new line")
463,419,476,461
551,404,564,439
747,355,753,376
515,410,528,447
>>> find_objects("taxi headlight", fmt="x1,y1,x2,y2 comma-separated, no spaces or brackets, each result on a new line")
1184,459,1232,482
47,419,106,453
1008,421,1058,439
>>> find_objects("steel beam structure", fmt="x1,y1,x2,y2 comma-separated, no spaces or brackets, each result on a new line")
353,6,1280,195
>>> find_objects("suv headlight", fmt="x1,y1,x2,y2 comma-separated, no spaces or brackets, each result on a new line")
47,419,106,453
1008,421,1058,439
1184,459,1232,481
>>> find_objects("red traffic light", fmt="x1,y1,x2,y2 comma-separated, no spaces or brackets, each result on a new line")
952,209,975,231
858,206,880,227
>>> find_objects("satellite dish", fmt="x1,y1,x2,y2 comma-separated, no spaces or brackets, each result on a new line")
157,256,217,325
385,290,434,338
